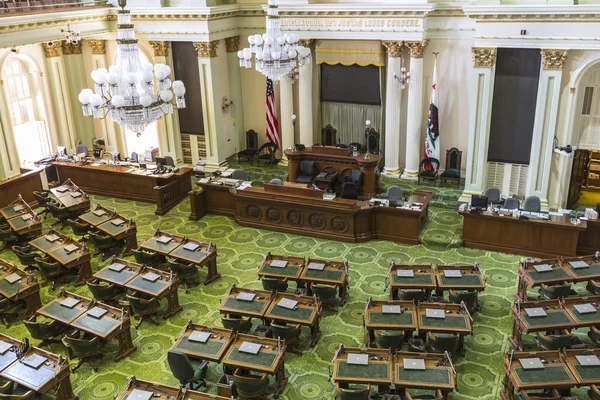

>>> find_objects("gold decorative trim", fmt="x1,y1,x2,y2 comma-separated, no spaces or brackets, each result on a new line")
61,41,82,55
541,49,567,70
149,41,169,57
42,41,62,58
405,40,429,59
193,41,219,58
472,47,496,68
317,60,385,67
315,49,384,55
225,36,240,53
87,40,106,55
381,41,403,58
298,39,314,48
0,15,108,35
468,13,600,23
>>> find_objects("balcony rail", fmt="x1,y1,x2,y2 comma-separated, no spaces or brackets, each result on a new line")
0,0,109,15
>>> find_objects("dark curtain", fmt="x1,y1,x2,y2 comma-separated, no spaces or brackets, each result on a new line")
172,42,204,135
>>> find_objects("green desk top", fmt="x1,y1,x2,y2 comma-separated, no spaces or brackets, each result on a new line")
170,246,207,264
336,361,391,381
569,307,600,324
49,246,84,264
303,269,344,282
225,346,278,369
126,275,169,296
221,297,267,315
439,274,483,287
1,359,55,390
1,205,23,219
392,274,434,285
267,305,315,323
419,314,468,330
573,364,600,382
39,300,85,323
72,313,119,336
396,366,451,386
514,365,574,385
175,336,226,358
96,267,138,286
140,238,179,255
58,194,87,208
0,351,16,371
259,263,301,277
0,278,24,298
569,264,600,278
523,311,572,328
97,220,129,236
79,211,111,226
9,216,36,230
526,268,570,283
29,236,64,253
368,312,414,326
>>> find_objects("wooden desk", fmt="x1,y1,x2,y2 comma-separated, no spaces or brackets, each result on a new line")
218,285,274,320
0,196,30,221
284,146,382,197
579,218,600,255
374,192,433,244
331,345,393,387
387,264,436,300
47,240,92,286
562,348,600,387
172,322,234,362
0,260,41,318
0,333,76,400
6,210,41,241
302,258,349,305
364,299,417,346
562,295,600,328
115,376,231,400
124,265,182,319
257,253,305,284
394,351,455,399
460,211,586,258
50,179,90,214
222,333,287,398
52,162,192,215
417,303,472,356
0,169,42,208
264,292,322,347
28,230,70,253
79,205,138,256
560,254,600,283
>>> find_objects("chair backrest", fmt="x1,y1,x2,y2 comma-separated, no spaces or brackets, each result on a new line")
375,331,403,352
232,169,247,180
87,280,116,301
246,130,258,150
269,178,283,185
340,182,358,200
504,197,519,210
483,187,501,204
89,231,113,245
419,157,440,171
445,147,462,170
543,282,571,299
62,335,100,356
429,332,459,352
270,322,294,340
321,124,337,146
257,141,277,155
23,318,59,339
261,277,287,291
300,160,315,176
366,128,379,153
233,369,268,396
126,294,157,313
132,248,157,265
523,196,541,212
537,332,572,350
35,257,60,271
164,156,175,167
351,169,362,187
311,284,336,302
131,152,138,162
590,385,600,400
167,349,196,385
386,185,403,201
75,144,88,156
337,385,371,400
0,390,35,400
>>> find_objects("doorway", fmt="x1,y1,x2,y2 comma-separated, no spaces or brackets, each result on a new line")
567,149,600,209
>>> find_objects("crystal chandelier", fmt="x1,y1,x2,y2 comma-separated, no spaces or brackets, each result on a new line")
78,0,186,135
237,0,311,82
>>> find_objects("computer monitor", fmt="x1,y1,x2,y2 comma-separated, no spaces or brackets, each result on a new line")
57,146,66,157
155,156,166,168
472,195,488,209
109,151,121,162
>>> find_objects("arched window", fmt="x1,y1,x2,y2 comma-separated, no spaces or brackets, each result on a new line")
577,65,600,149
2,55,52,165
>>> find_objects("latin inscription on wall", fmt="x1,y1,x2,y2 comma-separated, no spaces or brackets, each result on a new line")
281,18,423,31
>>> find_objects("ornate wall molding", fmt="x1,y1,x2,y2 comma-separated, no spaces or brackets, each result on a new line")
471,47,496,68
298,39,314,48
225,36,240,53
149,41,169,57
405,40,429,59
193,41,219,58
541,49,568,70
87,40,106,55
61,41,82,55
42,41,62,58
381,41,403,58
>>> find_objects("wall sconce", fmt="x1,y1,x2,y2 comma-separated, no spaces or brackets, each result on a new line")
222,96,233,112
392,49,410,89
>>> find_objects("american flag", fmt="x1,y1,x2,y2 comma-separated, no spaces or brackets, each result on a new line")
266,78,280,149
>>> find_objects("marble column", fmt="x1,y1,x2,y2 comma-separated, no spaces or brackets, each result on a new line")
193,41,227,170
279,75,294,166
298,39,314,147
382,41,403,176
42,41,77,154
86,40,124,153
225,36,245,158
61,41,94,149
525,49,568,209
401,41,428,180
459,48,497,203
0,109,20,179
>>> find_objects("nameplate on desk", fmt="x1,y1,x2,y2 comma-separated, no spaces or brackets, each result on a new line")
22,354,48,369
71,192,82,198
444,270,462,278
347,353,369,365
239,341,261,355
21,213,33,221
307,262,325,271
60,298,80,309
56,186,69,193
110,218,125,226
576,355,600,367
188,331,210,343
270,260,287,268
382,305,401,314
93,209,107,216
156,235,172,244
236,292,256,302
574,304,597,314
396,270,414,278
183,242,200,252
519,357,544,370
142,272,161,282
12,205,24,212
45,234,60,243
0,341,11,355
425,309,445,319
403,358,425,370
108,263,127,272
277,298,298,310
569,261,589,269
64,244,79,253
128,389,154,400
533,264,553,273
87,306,108,319
4,273,21,284
524,307,547,318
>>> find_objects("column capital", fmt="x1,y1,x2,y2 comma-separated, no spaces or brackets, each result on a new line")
61,41,82,55
541,49,568,70
149,41,169,57
225,36,240,53
381,41,404,58
193,41,219,58
42,41,62,58
87,40,106,55
471,47,497,68
404,40,429,59
298,39,314,48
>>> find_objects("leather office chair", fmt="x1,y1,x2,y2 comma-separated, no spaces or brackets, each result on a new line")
167,259,199,293
296,161,316,184
449,290,478,313
399,289,427,303
588,326,600,345
589,384,600,400
374,330,403,353
87,280,125,303
23,315,66,348
88,231,120,260
483,187,501,205
47,203,72,229
232,169,247,181
270,322,302,355
418,158,440,185
132,248,162,268
504,198,520,210
126,294,159,329
523,195,541,213
386,185,403,201
12,245,42,272
404,390,444,400
269,178,283,185
67,219,90,241
35,256,66,289
426,332,459,355
233,368,269,399
261,277,288,292
311,283,337,311
167,349,208,389
238,130,259,164
0,391,35,400
62,333,103,371
335,384,371,400
33,191,54,219
0,229,18,252
75,144,88,156
518,389,561,400
340,182,358,200
221,316,252,334
164,156,175,167
535,330,573,350
539,281,571,300
588,279,600,295
254,142,277,166
0,297,20,328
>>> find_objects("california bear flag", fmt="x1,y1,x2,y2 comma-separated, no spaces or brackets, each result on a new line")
424,55,440,169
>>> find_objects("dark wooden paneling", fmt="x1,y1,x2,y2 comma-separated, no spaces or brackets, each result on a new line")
0,169,42,207
172,41,204,135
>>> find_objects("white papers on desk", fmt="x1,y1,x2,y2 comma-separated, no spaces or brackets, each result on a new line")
413,202,423,206
91,163,101,167
237,181,252,191
198,178,210,184
220,168,236,177
13,205,24,212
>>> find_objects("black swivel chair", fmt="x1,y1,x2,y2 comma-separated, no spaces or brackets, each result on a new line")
483,187,501,205
164,156,175,167
523,196,541,213
296,161,316,184
340,182,358,200
351,169,362,188
167,349,208,390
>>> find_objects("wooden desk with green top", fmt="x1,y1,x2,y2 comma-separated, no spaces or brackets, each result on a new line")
0,259,41,318
562,348,600,387
222,333,287,399
302,258,349,305
264,292,322,347
115,375,231,400
79,205,138,256
517,258,570,301
394,351,455,399
3,198,42,241
46,239,92,286
125,264,182,319
560,254,600,283
172,322,233,362
364,299,417,346
77,205,113,226
331,345,393,389
388,263,436,300
28,230,70,254
562,295,600,328
417,302,472,356
218,285,273,320
0,333,76,400
93,257,142,287
50,179,90,214
435,264,486,292
258,252,305,285
0,196,29,221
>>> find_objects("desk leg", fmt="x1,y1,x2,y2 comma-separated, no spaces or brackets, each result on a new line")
74,261,92,287
339,280,348,305
273,360,288,399
23,292,42,318
500,376,515,400
163,287,182,319
115,326,137,361
310,320,321,347
391,288,398,300
203,257,221,285
122,233,138,257
508,321,523,351
459,334,466,356
55,377,78,400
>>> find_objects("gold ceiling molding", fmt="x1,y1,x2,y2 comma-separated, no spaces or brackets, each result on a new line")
469,13,600,23
61,41,82,55
42,41,62,58
279,10,428,18
0,15,108,34
298,39,314,48
405,40,429,59
541,49,568,70
225,36,240,53
149,41,169,57
87,40,106,55
119,9,264,23
381,41,403,58
193,41,219,58
472,47,496,68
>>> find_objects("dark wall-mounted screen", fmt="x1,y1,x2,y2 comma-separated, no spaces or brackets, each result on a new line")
320,64,381,105
172,41,204,135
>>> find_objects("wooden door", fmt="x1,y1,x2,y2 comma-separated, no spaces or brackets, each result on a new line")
566,149,589,209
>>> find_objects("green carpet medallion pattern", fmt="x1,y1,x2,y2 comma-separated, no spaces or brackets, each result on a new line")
0,180,589,399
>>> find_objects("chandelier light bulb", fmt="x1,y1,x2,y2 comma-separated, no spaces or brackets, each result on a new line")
107,72,120,85
78,91,90,105
112,95,125,108
140,94,153,108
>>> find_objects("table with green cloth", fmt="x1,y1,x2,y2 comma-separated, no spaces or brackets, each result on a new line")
394,353,455,393
566,263,600,281
258,254,305,283
0,262,41,318
29,233,68,253
6,212,41,239
332,347,393,386
78,209,112,226
364,300,417,346
124,267,182,319
389,265,436,300
518,262,572,300
139,235,181,255
94,262,141,286
96,217,138,255
301,259,349,305
265,293,321,347
169,239,220,285
219,296,270,318
418,303,472,356
0,202,27,220
171,323,233,362
47,242,92,286
37,294,89,324
436,273,486,290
